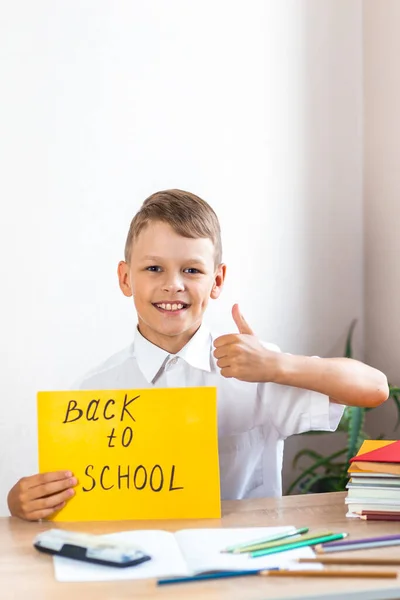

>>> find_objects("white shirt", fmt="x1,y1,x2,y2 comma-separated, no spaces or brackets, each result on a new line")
75,324,344,500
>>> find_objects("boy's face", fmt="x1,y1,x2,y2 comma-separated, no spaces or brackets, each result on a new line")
118,221,226,353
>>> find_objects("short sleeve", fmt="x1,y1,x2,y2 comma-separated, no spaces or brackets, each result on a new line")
259,383,345,439
257,344,345,438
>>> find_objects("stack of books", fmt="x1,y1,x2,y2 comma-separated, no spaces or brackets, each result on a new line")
346,440,400,519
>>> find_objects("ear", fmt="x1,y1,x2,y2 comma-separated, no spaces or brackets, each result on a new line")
210,263,226,300
117,261,133,297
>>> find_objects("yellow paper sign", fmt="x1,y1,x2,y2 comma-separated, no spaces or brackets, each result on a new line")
37,387,220,521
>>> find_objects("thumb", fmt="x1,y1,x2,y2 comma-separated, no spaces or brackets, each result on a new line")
232,303,254,335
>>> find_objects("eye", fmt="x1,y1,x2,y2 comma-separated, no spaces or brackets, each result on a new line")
184,268,201,274
146,266,162,272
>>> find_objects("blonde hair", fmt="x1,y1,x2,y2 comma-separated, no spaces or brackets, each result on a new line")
124,189,222,265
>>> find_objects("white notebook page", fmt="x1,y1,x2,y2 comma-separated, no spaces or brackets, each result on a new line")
53,526,319,582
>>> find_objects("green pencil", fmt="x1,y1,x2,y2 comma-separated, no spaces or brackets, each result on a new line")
221,527,309,554
234,530,331,554
251,533,348,558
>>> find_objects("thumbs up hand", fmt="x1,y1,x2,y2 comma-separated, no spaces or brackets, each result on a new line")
231,303,254,335
213,304,280,382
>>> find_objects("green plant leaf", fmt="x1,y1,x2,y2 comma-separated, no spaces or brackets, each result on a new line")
346,406,366,464
324,462,347,475
292,449,322,469
286,447,347,495
301,473,347,494
389,387,400,394
286,318,400,494
344,319,357,358
389,391,400,430
337,414,350,432
298,473,327,494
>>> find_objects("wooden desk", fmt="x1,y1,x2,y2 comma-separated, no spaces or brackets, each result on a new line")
1,492,400,600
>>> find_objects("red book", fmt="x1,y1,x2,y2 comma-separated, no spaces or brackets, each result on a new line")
350,440,400,464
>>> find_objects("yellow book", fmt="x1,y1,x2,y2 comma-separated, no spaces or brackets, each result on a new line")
348,462,400,476
348,441,400,475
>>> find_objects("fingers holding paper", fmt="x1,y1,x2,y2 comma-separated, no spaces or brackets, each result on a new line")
7,471,77,521
213,304,280,383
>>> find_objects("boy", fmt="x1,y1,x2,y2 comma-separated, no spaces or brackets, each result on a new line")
8,189,389,520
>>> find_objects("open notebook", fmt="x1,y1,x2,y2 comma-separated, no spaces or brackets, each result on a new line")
53,526,319,581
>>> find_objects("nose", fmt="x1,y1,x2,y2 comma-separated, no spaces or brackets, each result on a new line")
161,272,185,293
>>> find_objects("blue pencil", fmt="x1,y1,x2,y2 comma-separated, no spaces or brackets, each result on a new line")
157,568,279,586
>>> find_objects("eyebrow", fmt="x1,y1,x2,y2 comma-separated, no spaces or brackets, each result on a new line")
142,255,207,265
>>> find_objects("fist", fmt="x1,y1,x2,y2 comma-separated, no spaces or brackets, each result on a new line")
213,304,279,382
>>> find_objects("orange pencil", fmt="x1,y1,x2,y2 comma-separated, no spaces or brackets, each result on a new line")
261,569,397,579
298,557,400,566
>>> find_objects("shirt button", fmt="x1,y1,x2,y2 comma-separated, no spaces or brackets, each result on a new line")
170,357,178,365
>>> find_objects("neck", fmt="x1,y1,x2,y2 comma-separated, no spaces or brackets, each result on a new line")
137,323,201,354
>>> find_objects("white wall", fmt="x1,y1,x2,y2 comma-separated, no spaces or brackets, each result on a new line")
280,1,364,488
364,0,400,437
0,1,363,514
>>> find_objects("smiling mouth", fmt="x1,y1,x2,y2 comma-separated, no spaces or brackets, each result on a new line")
153,302,189,312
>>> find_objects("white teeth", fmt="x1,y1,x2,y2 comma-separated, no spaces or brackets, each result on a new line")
156,303,186,311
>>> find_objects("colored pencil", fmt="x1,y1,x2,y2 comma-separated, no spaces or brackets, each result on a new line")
360,510,400,516
233,530,331,554
157,567,398,585
298,557,400,566
261,569,397,579
316,533,400,553
251,533,347,558
220,527,309,553
157,568,278,585
360,514,400,521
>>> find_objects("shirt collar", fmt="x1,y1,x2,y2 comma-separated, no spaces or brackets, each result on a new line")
134,323,212,383
177,323,212,373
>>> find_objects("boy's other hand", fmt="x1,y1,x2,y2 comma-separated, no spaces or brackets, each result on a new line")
213,304,279,383
7,471,77,521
